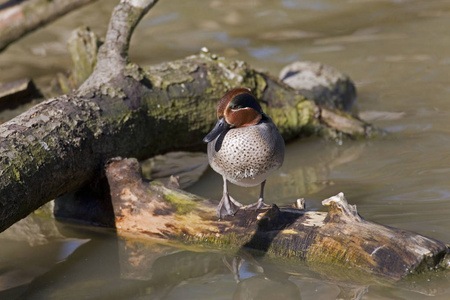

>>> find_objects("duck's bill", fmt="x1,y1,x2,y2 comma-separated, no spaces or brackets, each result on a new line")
203,118,230,143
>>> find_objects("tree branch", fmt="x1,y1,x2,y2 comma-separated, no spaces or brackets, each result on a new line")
0,0,377,233
77,0,158,95
0,0,98,52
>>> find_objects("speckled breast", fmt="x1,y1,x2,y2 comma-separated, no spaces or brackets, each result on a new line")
207,122,284,187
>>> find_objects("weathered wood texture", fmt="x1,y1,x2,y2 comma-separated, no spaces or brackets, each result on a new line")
0,0,379,232
57,26,102,95
107,158,450,283
0,0,98,52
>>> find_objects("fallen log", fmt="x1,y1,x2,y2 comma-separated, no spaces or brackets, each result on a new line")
0,0,379,232
106,157,450,284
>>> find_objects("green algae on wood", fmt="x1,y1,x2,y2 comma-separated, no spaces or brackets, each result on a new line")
106,158,450,284
0,2,380,233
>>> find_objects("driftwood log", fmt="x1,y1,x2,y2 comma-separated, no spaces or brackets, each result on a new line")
0,0,378,232
0,0,98,52
106,158,450,285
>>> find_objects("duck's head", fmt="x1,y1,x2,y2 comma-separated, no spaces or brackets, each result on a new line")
203,88,264,143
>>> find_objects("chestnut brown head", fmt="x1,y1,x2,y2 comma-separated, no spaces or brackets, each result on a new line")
218,88,263,127
203,88,264,143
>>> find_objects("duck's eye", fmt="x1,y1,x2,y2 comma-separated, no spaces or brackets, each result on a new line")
230,104,239,110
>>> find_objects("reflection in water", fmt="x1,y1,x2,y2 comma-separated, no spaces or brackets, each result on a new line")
56,239,90,262
0,221,448,300
233,274,302,300
0,219,90,298
0,0,450,299
117,237,305,300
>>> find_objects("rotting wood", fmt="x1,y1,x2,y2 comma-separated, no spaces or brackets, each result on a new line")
106,158,450,283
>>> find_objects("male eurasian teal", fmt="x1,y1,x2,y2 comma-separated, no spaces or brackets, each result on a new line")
203,88,285,218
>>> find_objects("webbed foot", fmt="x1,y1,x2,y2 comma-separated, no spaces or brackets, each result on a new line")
217,193,243,218
244,198,270,210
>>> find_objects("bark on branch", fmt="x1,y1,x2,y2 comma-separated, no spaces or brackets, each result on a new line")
1,0,448,292
0,0,98,52
77,0,158,95
0,0,376,232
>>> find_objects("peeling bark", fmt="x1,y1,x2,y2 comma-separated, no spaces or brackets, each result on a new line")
106,158,450,283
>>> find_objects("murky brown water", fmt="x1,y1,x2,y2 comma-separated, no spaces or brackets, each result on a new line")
1,0,450,299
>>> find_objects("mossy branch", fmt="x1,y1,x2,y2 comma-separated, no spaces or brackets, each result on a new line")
0,0,378,232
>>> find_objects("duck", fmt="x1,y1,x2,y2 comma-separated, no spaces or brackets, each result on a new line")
203,88,285,218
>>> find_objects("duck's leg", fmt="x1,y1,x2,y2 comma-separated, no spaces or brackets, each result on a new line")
244,180,271,210
217,176,243,218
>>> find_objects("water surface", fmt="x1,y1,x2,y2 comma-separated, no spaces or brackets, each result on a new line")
1,0,449,299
